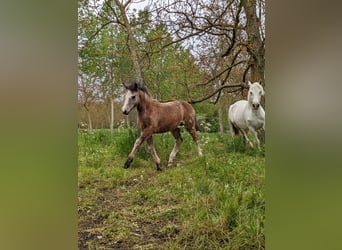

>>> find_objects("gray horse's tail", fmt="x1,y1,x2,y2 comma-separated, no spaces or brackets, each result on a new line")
229,121,239,136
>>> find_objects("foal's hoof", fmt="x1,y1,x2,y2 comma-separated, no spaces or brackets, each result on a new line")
123,158,133,169
156,163,162,171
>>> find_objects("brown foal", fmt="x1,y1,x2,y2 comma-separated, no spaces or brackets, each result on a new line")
121,83,202,171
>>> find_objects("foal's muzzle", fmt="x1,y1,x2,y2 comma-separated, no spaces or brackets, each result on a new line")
122,105,135,115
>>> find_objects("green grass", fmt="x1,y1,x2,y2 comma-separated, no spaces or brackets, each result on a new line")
78,129,265,249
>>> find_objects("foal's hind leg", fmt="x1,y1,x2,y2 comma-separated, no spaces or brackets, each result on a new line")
167,128,183,167
185,123,203,157
146,136,162,171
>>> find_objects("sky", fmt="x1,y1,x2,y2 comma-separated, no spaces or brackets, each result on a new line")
128,0,149,12
90,0,149,15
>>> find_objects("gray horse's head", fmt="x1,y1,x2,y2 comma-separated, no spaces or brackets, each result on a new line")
248,81,265,110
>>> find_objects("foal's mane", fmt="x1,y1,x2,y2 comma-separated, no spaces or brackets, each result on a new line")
126,82,151,97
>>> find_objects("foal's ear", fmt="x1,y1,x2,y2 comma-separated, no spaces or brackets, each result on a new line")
248,81,252,88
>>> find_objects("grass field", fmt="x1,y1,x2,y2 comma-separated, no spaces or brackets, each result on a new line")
78,128,265,249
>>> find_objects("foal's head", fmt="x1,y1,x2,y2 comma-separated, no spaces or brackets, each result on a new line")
247,81,265,110
121,83,150,115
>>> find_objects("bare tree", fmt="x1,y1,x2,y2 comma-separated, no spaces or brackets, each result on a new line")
150,0,265,103
240,0,265,82
107,0,144,84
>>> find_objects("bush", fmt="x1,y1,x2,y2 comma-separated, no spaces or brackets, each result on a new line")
197,115,219,133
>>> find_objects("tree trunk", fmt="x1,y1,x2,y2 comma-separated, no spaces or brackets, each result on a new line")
242,0,265,83
218,104,224,135
114,0,144,84
110,96,114,134
87,111,93,133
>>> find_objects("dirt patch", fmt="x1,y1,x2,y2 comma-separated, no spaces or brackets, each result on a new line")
78,179,180,249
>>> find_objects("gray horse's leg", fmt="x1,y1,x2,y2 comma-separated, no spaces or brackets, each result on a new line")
241,129,254,149
249,127,260,150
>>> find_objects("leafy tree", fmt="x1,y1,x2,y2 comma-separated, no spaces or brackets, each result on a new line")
78,0,265,132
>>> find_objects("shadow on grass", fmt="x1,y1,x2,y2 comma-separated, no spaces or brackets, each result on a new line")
225,135,265,157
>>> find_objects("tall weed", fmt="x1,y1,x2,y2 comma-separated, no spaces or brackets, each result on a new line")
112,127,198,164
78,130,114,168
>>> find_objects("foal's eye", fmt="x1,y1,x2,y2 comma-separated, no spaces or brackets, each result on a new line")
131,96,136,100
249,92,253,95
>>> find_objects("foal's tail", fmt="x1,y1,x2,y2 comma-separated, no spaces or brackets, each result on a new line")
182,101,203,132
195,118,203,132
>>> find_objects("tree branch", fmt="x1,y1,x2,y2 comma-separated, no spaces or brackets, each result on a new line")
123,0,132,9
221,2,243,58
79,20,116,53
189,83,246,104
212,49,242,104
195,60,247,87
145,29,207,56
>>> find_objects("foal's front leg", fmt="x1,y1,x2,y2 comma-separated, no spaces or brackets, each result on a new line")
146,136,162,171
124,132,150,169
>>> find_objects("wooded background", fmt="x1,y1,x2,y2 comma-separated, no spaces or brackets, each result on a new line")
78,0,265,133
